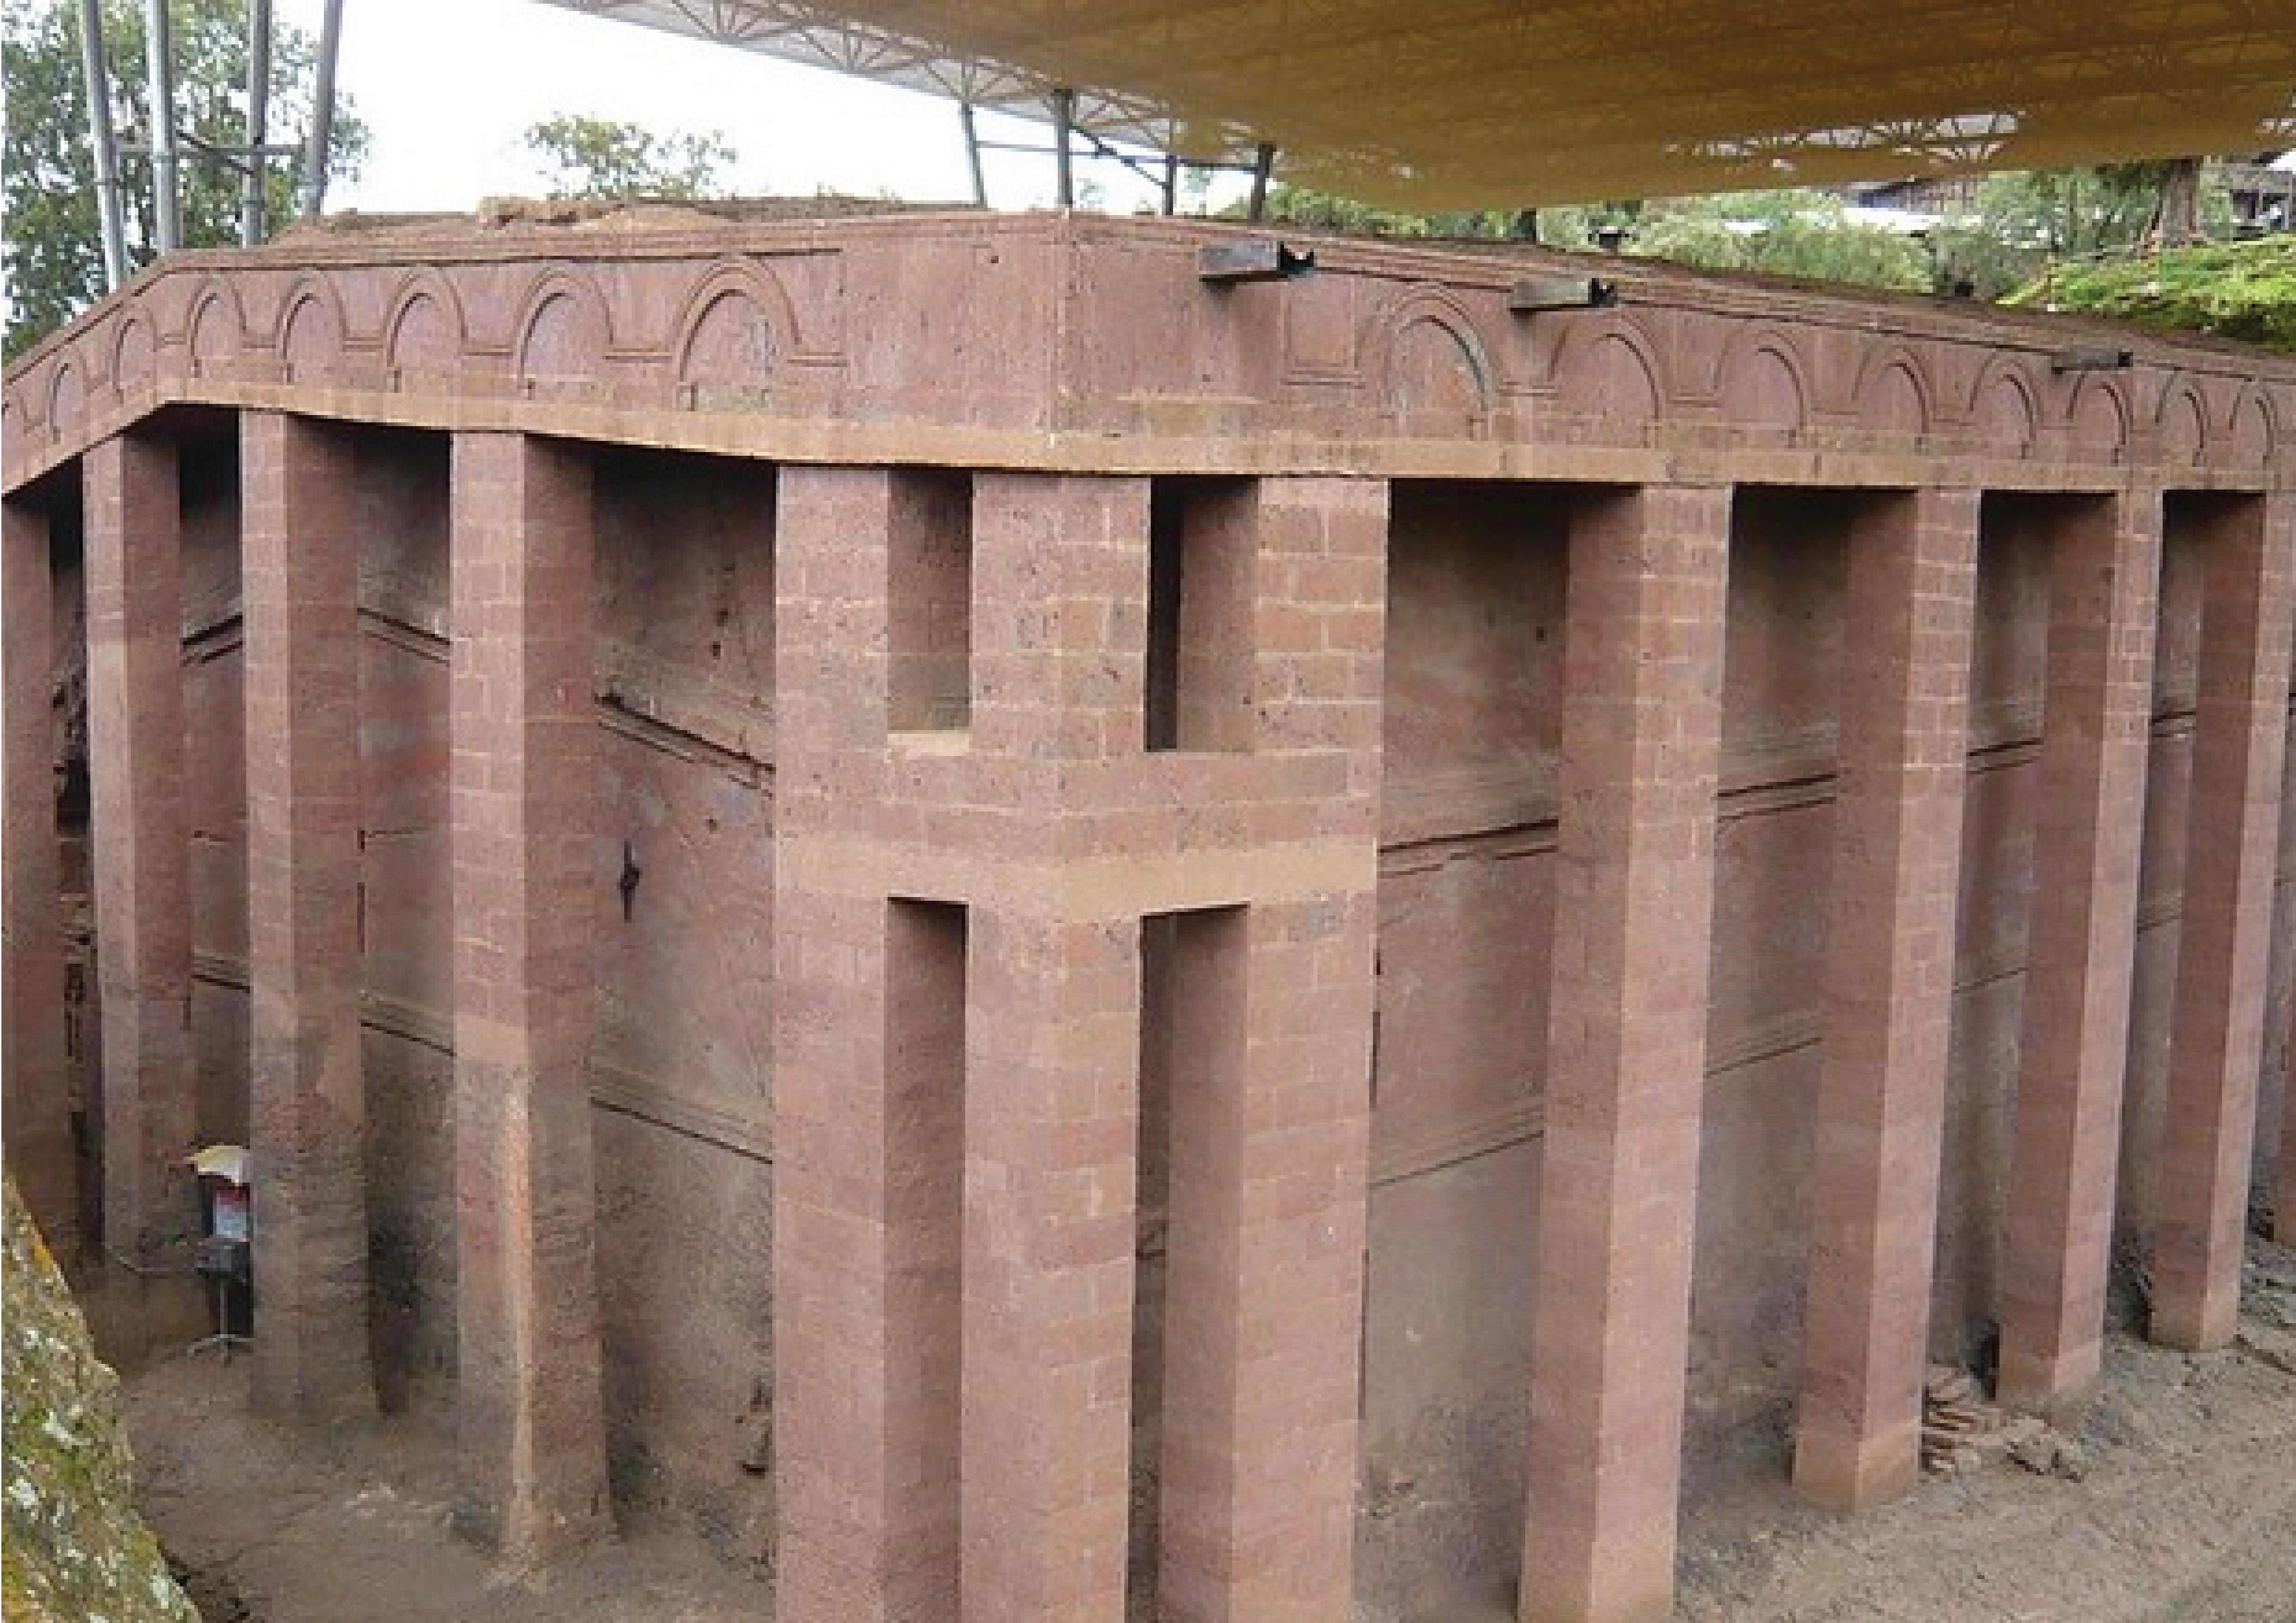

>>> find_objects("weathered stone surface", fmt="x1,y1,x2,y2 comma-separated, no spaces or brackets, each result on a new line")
1,1177,196,1623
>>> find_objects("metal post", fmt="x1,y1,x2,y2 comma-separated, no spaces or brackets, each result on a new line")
958,100,987,208
1162,152,1179,215
143,0,180,252
297,0,343,218
1247,141,1277,222
77,0,128,288
1050,87,1075,208
241,0,271,245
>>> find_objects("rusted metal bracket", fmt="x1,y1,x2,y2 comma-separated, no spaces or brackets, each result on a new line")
1198,239,1316,283
1508,275,1620,313
2050,343,2133,372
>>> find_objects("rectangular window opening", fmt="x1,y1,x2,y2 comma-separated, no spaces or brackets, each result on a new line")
1129,904,1247,1618
888,471,974,733
887,897,968,1600
1145,479,1255,753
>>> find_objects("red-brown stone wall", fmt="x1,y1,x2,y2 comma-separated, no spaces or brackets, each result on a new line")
6,214,2291,1620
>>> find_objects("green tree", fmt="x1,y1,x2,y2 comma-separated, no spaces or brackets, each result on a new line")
520,113,735,201
1627,190,1933,291
1922,165,2240,299
3,0,366,356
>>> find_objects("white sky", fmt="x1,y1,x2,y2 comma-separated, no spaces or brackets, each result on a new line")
272,0,1188,215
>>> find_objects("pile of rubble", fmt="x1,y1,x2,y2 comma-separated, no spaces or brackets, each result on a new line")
1920,1365,2089,1481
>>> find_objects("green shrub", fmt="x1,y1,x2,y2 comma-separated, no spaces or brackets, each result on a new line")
2005,236,2296,353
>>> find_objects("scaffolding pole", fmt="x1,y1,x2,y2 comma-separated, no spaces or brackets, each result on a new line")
242,0,272,245
78,0,128,288
958,99,987,207
143,0,180,251
297,0,343,217
1050,87,1075,207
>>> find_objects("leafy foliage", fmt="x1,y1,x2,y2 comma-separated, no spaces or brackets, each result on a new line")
2004,235,2296,353
1627,190,1932,291
1926,165,2238,297
520,113,735,201
3,0,366,357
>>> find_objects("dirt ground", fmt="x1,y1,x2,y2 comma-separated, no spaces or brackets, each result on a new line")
1670,1233,2296,1623
123,1365,769,1623
124,1237,2296,1623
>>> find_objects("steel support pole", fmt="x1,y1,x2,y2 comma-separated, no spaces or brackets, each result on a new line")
143,0,180,252
241,0,272,245
78,0,128,289
1248,141,1277,222
958,100,987,208
1051,87,1075,208
297,0,343,218
1163,152,1179,215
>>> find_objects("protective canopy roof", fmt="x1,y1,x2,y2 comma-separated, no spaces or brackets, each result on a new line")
539,1,2296,208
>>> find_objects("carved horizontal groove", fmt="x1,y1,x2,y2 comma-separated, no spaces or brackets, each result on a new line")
1378,701,2199,872
168,604,774,783
189,948,771,1163
1367,886,2192,1188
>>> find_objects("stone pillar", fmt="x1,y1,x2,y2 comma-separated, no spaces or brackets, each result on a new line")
448,430,609,1561
772,466,966,1623
1793,488,1980,1509
2282,702,2296,1248
1998,492,2161,1414
957,472,1153,1623
83,432,200,1334
1155,478,1385,1623
962,908,1143,1623
2153,494,2294,1350
241,411,376,1418
2,496,78,1251
1520,484,1730,1623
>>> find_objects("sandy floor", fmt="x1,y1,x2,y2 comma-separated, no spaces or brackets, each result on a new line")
1672,1234,2296,1623
124,1364,769,1623
125,1237,2296,1623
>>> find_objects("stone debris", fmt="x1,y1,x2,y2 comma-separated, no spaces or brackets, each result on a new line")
1919,1364,2051,1478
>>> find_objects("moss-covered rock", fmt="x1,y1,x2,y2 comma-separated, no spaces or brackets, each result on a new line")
3,1177,197,1623
2006,235,2296,353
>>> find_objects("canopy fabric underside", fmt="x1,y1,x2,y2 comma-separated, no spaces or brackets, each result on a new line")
535,1,2296,207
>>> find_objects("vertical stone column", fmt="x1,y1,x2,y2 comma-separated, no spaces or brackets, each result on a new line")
773,467,967,1623
1155,477,1386,1623
1793,488,1980,1509
240,412,376,1418
1998,492,2161,1414
2153,494,2294,1350
960,473,1151,1623
3,497,78,1251
448,431,608,1561
1520,484,1730,1623
962,909,1143,1623
83,432,199,1332
2283,702,2296,1246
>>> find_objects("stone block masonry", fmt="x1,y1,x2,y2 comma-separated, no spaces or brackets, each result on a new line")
2152,494,2294,1351
449,431,611,1561
82,430,202,1351
1999,494,2162,1417
2,497,77,1252
240,411,377,1420
1,211,2290,1623
1793,488,1980,1510
1520,485,1730,1623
